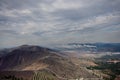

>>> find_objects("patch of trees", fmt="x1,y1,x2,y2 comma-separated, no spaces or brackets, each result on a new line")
0,75,26,80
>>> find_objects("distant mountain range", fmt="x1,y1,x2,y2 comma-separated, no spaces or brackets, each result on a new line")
54,43,120,52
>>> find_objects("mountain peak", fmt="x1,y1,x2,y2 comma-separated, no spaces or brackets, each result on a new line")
16,45,50,52
20,44,30,47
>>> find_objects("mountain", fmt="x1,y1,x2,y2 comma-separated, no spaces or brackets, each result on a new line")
0,45,97,80
0,45,57,70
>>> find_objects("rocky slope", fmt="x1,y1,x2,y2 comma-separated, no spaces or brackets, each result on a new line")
0,45,98,80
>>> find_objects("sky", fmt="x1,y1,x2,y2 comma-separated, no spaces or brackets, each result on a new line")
0,0,120,48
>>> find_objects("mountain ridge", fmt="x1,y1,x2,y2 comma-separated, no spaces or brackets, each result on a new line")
0,45,98,80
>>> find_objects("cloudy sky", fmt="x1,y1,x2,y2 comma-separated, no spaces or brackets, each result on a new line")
0,0,120,48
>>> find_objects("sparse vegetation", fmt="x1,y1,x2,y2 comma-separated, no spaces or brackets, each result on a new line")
0,75,25,80
32,71,57,80
87,62,120,80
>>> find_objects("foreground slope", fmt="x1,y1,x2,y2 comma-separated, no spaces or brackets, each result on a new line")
0,45,98,80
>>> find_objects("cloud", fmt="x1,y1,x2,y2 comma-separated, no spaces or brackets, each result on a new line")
0,0,120,48
41,0,83,12
0,30,18,36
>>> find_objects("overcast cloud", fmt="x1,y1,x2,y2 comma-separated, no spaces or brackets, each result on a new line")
0,0,120,48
